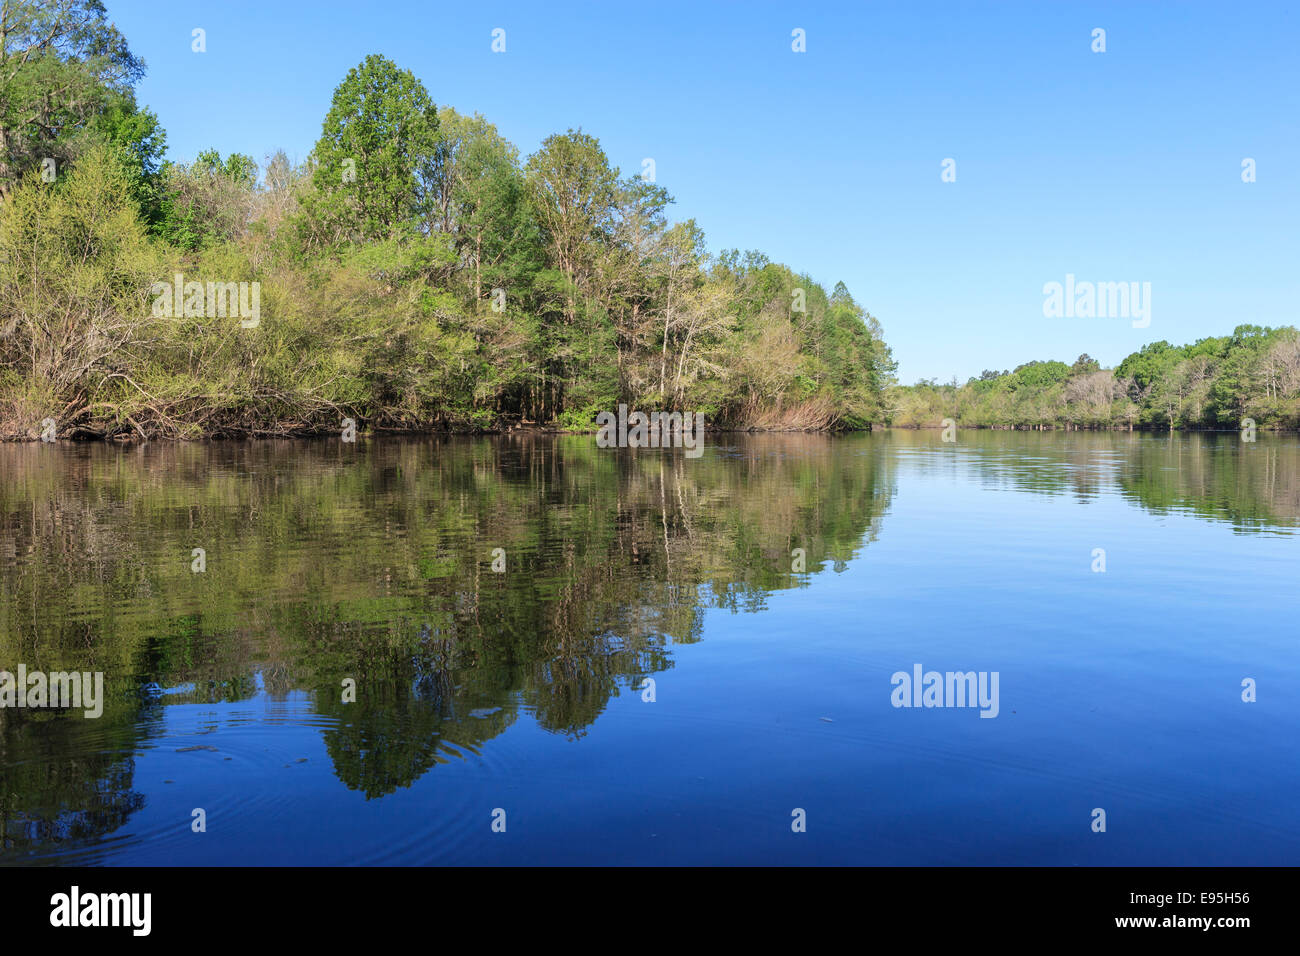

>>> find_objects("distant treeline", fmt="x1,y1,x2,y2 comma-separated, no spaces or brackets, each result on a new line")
891,327,1300,431
0,2,895,440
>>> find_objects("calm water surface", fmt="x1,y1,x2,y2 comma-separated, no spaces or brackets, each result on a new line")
1,431,1297,865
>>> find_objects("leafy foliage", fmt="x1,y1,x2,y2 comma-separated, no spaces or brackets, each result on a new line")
891,327,1300,430
0,44,897,438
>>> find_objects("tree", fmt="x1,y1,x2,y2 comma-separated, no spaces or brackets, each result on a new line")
155,148,258,250
1070,353,1101,376
655,219,706,396
428,108,539,305
307,54,439,243
0,0,144,197
1261,330,1300,399
254,148,309,238
1116,341,1182,396
0,142,161,434
523,130,624,417
90,91,166,227
1010,360,1070,391
526,129,618,317
1064,370,1115,424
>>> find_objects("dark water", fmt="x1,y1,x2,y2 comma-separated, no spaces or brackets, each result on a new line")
1,431,1297,865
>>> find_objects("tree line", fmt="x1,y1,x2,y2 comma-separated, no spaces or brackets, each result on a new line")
890,327,1300,431
0,2,895,439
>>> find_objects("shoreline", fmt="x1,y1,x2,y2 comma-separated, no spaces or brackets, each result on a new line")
3,422,1294,443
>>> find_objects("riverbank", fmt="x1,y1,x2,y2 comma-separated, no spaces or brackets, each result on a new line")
0,418,887,443
9,418,1298,443
887,334,1300,434
889,423,1296,433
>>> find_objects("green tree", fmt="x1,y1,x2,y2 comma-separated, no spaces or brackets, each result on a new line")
0,0,144,196
429,108,539,305
155,148,258,250
89,91,166,227
307,54,439,244
0,141,162,435
525,130,622,417
1070,353,1101,376
526,129,618,317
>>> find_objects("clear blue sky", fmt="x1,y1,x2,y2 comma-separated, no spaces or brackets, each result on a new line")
108,0,1298,383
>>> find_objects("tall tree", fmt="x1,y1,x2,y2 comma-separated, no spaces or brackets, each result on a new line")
308,54,439,243
525,130,618,316
429,108,538,305
655,220,706,396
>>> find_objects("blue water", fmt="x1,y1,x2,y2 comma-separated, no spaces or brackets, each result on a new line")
1,432,1296,864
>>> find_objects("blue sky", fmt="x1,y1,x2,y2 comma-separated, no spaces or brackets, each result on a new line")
108,1,1298,383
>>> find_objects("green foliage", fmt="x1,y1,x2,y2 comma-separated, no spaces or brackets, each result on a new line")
89,91,167,226
892,326,1300,430
1071,353,1101,376
1115,340,1182,392
1,43,897,439
0,142,165,436
155,149,258,250
306,54,439,244
1010,360,1070,390
0,0,144,194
